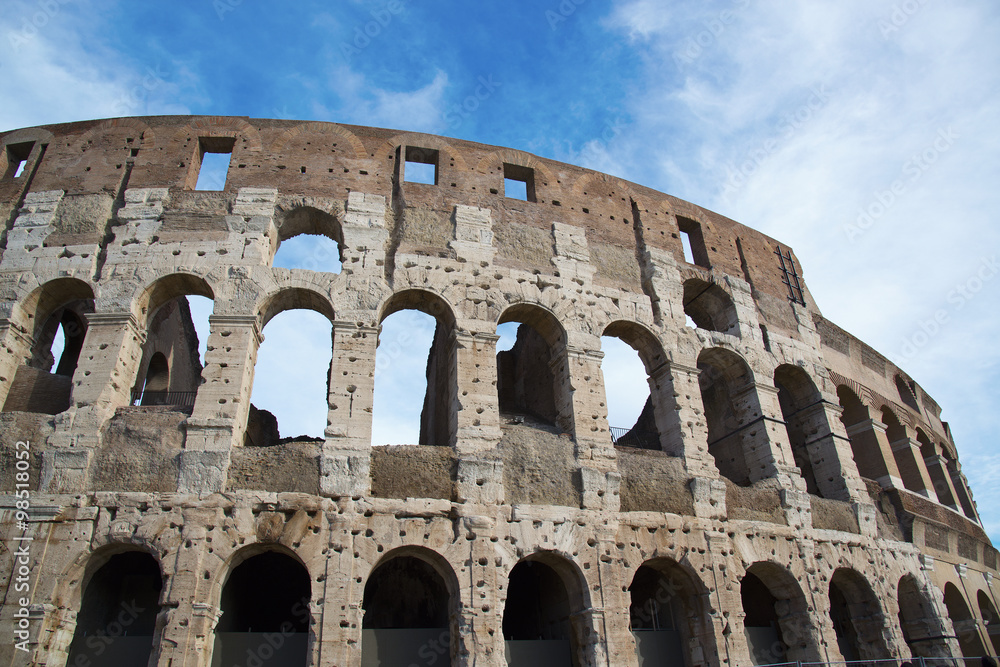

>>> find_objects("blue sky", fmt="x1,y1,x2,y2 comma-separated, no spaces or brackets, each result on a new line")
3,0,998,543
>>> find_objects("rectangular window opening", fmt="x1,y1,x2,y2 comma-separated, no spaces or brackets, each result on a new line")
403,146,439,185
193,137,235,191
5,142,34,180
503,163,536,202
677,216,711,268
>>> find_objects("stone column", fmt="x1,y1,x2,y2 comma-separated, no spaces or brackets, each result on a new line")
322,320,378,498
181,314,262,494
453,328,504,506
796,400,871,503
0,315,34,409
318,517,364,667
890,434,939,500
924,448,960,510
845,418,905,490
948,462,979,521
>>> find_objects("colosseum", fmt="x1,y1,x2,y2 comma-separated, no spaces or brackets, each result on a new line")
0,115,996,667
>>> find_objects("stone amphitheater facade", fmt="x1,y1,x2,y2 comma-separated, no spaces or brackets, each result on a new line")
0,116,996,667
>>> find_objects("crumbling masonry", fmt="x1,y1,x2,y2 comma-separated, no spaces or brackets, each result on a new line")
0,116,997,667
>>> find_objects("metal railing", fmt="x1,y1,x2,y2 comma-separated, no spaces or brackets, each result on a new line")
610,426,659,449
130,390,197,407
756,657,999,667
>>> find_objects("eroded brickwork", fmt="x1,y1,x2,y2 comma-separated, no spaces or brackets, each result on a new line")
0,116,995,667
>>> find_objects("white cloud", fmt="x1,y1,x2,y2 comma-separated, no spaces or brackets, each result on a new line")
315,67,450,134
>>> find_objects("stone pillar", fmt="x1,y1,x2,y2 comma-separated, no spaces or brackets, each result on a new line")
845,418,905,490
452,330,502,453
553,333,619,511
181,314,262,494
802,400,872,504
650,361,727,519
948,461,979,521
0,315,34,409
318,517,364,667
453,516,506,667
453,328,504,506
890,434,939,500
62,312,145,423
924,449,960,509
322,320,378,497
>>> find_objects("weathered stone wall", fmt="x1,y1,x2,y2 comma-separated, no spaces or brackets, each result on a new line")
0,116,994,667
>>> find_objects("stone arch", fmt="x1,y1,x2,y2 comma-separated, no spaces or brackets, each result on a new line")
271,204,345,271
496,303,570,430
257,286,336,329
741,561,820,665
683,278,738,334
168,116,262,152
377,132,471,176
628,557,716,667
774,364,825,496
881,406,923,493
271,121,368,159
476,148,557,185
62,546,165,667
361,546,460,667
131,274,215,408
917,427,957,507
212,545,312,667
943,582,987,658
836,384,893,483
602,320,669,451
828,568,890,661
977,590,1000,655
1,278,95,414
503,551,592,667
375,289,458,447
697,347,757,486
897,574,953,658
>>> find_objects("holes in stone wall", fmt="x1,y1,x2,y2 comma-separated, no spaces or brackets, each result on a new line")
4,141,33,179
193,137,235,191
677,217,710,268
503,163,536,202
403,146,439,185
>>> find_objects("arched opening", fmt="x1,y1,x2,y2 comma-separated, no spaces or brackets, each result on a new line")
683,279,738,334
881,407,922,492
66,551,163,666
917,429,957,508
773,365,823,496
362,553,454,666
828,569,889,661
372,290,455,446
249,290,334,443
272,205,344,273
698,348,756,486
602,322,667,451
977,590,1000,655
132,276,214,410
496,304,569,433
629,560,713,667
741,563,818,665
943,582,987,657
504,557,586,666
944,454,978,519
3,278,95,414
897,575,952,658
213,551,311,666
836,386,884,481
